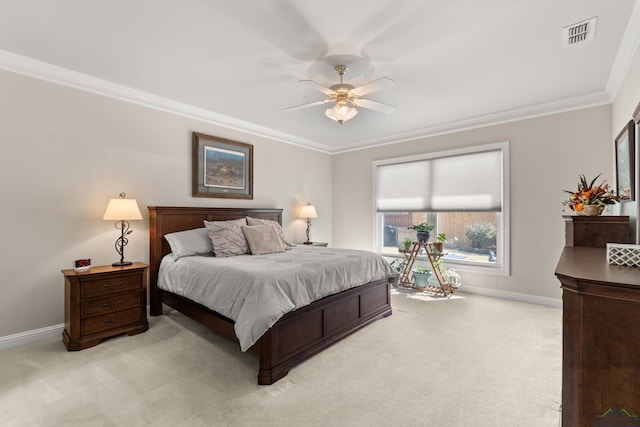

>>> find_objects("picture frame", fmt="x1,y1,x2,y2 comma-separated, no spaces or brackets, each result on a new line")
634,101,640,244
192,132,253,199
614,120,635,202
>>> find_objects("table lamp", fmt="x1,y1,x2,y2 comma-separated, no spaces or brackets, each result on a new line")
300,203,318,245
103,192,142,266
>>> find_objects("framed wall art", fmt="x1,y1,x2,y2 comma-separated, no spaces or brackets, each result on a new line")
634,101,640,244
614,120,635,202
192,132,253,199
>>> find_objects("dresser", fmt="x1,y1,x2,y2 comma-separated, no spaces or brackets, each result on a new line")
555,215,640,425
62,262,149,350
555,248,640,425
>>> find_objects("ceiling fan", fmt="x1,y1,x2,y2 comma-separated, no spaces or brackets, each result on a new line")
285,64,396,124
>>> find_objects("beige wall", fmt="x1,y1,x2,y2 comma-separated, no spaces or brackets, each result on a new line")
0,69,332,337
333,105,613,301
611,41,640,240
2,38,639,339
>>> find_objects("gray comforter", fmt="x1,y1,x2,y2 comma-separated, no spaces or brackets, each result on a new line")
158,245,398,351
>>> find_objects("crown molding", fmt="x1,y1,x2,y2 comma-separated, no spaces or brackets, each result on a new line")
333,91,612,154
0,46,627,156
0,50,331,154
606,1,640,98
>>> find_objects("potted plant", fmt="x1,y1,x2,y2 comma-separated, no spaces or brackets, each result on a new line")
412,267,431,289
562,173,618,216
434,233,447,252
412,267,432,288
409,222,434,243
399,237,413,252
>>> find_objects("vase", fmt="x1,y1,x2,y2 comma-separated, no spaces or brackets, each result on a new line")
576,205,604,216
443,268,462,288
412,270,432,288
416,231,431,242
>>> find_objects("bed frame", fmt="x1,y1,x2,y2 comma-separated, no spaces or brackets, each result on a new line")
148,206,393,385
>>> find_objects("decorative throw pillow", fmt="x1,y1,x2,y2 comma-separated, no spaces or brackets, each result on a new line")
242,225,286,255
246,216,294,250
164,228,214,259
204,218,249,257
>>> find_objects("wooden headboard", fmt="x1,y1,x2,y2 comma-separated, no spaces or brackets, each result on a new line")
148,206,283,314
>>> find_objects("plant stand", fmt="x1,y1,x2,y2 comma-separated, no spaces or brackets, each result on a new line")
398,242,457,297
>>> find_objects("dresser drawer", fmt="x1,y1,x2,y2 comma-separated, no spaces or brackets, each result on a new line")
81,308,142,335
81,293,141,317
81,274,142,299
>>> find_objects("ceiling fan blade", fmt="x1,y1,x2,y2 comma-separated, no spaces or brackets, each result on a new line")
299,79,335,96
352,98,396,114
350,77,395,96
284,99,332,111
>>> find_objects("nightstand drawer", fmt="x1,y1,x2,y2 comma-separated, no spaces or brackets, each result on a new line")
81,274,142,299
82,293,141,317
81,308,142,335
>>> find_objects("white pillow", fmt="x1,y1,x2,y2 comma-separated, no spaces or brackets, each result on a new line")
246,216,293,250
204,218,248,257
242,225,285,255
164,228,214,259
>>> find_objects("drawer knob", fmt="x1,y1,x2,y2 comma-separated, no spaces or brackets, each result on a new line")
102,300,123,309
103,281,124,289
103,316,123,324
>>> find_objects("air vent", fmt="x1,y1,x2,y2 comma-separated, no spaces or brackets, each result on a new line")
563,17,597,47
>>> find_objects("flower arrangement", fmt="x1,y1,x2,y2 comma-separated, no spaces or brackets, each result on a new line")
562,174,618,212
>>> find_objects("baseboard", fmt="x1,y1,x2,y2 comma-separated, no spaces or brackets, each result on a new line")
0,324,64,351
460,285,562,308
0,291,561,352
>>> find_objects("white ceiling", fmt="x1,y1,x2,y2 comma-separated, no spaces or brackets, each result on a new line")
1,1,639,153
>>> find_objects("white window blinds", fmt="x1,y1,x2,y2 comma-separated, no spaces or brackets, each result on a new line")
376,148,503,212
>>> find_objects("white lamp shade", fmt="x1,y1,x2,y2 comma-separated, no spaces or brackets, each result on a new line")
299,204,318,219
325,104,358,123
103,198,142,221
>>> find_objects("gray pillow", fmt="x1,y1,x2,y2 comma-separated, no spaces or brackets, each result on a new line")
204,218,248,257
246,216,293,250
242,225,285,255
164,228,214,259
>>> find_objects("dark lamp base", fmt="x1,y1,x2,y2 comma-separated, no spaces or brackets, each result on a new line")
112,261,133,267
303,242,313,245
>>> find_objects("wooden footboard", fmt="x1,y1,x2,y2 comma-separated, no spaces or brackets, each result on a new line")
158,277,391,384
257,278,391,384
148,206,392,385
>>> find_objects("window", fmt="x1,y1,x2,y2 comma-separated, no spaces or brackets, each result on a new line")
373,142,510,275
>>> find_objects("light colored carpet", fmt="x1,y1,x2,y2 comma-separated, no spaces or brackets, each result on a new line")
0,292,562,426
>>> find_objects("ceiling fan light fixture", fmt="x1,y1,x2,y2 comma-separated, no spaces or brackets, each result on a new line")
325,103,358,124
285,63,395,123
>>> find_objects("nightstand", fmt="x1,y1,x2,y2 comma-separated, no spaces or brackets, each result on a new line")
300,242,328,247
62,262,149,351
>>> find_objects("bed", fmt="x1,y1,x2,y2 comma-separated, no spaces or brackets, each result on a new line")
148,206,395,385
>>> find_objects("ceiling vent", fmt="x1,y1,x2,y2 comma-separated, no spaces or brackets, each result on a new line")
563,17,597,47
